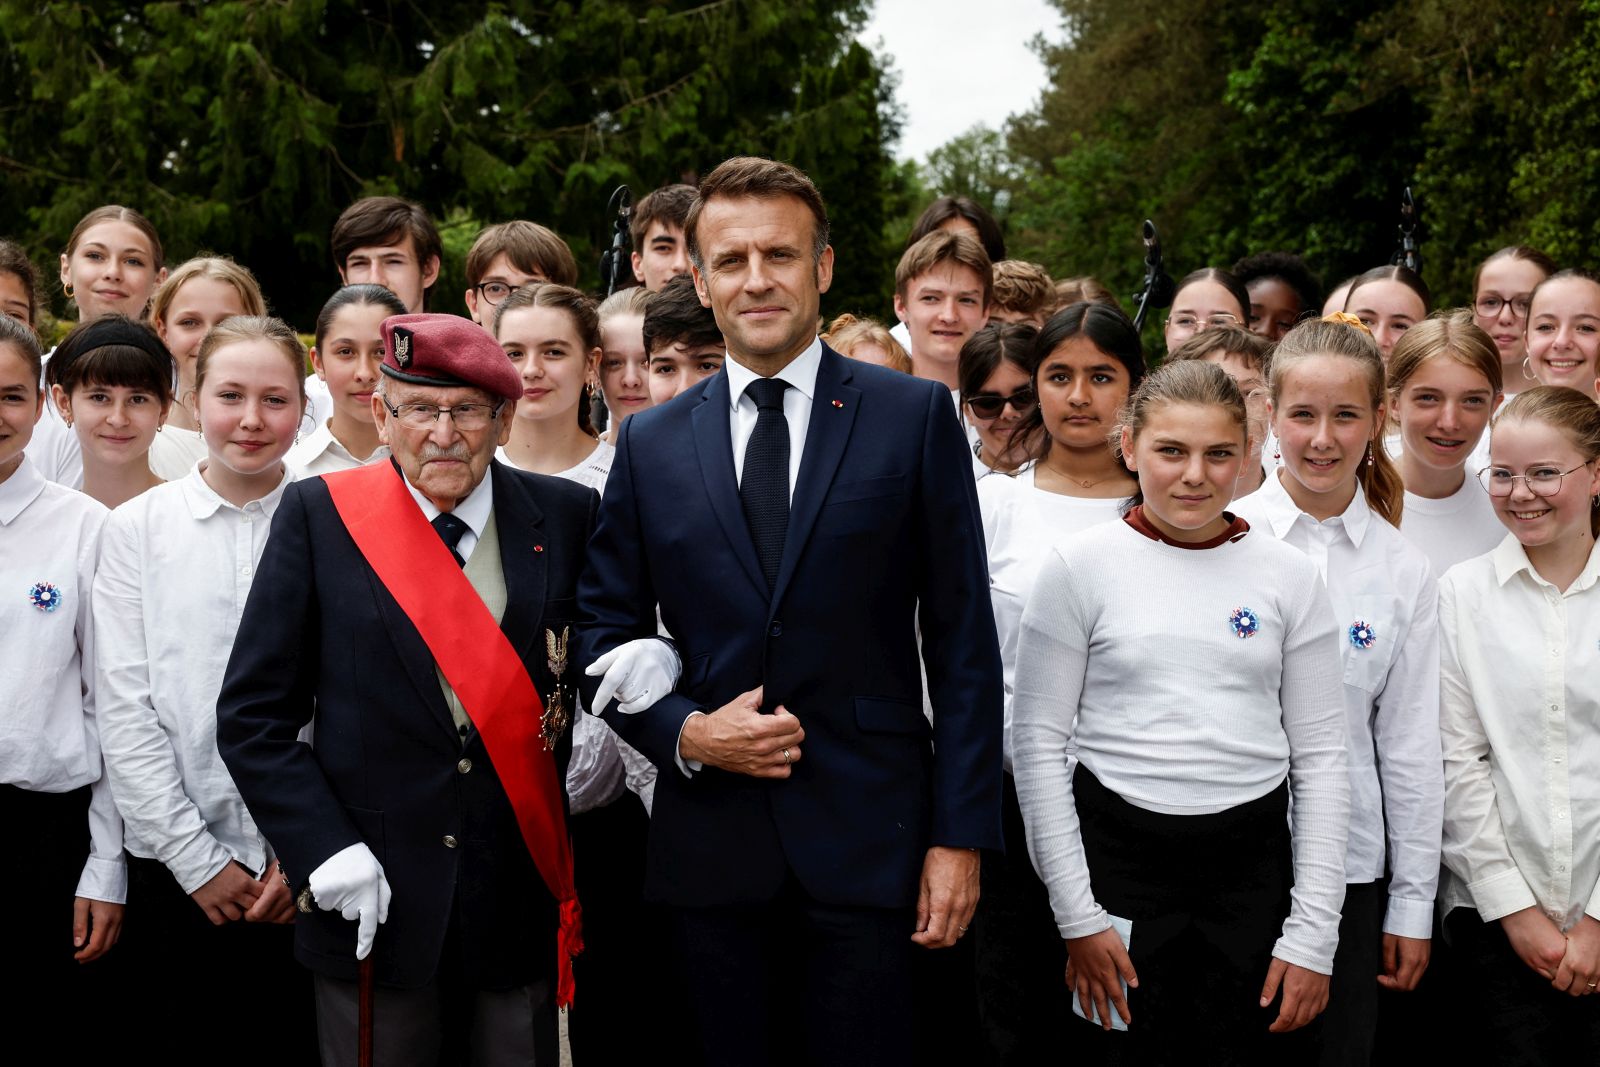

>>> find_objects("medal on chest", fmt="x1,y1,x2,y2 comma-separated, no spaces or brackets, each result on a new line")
542,625,571,750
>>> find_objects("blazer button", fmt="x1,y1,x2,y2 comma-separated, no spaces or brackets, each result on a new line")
769,621,783,637
457,758,472,774
442,835,458,849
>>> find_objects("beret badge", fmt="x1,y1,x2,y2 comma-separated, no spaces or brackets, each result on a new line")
393,327,413,368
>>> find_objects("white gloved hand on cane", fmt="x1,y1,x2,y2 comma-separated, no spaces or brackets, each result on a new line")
585,638,682,715
308,842,392,960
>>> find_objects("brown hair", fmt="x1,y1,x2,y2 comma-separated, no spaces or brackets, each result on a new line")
313,283,407,352
63,205,165,271
906,196,1006,263
1345,264,1431,314
824,313,911,374
1117,358,1249,460
1165,325,1274,377
959,321,1036,401
493,283,600,436
1473,245,1557,295
1172,267,1251,323
330,196,442,283
0,239,41,328
991,260,1055,320
465,220,579,289
1270,315,1405,526
194,316,308,402
630,184,697,252
895,231,994,306
1053,275,1121,311
0,312,43,386
46,315,175,403
148,255,267,329
685,157,829,269
642,273,722,356
1387,309,1502,396
1493,386,1600,536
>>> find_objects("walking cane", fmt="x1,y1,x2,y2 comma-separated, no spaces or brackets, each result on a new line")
358,954,375,1067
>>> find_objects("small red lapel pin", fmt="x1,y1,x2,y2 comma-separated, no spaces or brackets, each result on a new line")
533,544,544,553
831,399,844,409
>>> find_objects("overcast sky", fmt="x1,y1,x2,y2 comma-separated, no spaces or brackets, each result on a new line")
858,0,1062,163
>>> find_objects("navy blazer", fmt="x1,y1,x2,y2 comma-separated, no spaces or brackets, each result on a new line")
576,345,1003,910
217,461,598,989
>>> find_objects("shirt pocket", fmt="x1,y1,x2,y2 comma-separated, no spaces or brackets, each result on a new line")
1341,593,1402,696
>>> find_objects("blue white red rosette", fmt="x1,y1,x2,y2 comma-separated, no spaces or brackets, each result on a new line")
1229,607,1259,639
1349,620,1376,650
29,581,62,613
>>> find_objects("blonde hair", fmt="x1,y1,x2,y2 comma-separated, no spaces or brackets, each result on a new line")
823,313,912,373
991,260,1055,319
1387,308,1502,396
1054,275,1120,311
194,316,307,402
148,256,267,328
894,231,993,306
1493,386,1600,537
1269,315,1405,526
598,286,654,324
1116,359,1249,460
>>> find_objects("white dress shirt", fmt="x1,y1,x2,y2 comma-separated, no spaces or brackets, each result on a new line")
402,465,493,562
28,392,84,488
1234,473,1443,939
94,464,294,894
0,457,124,902
287,419,391,478
147,426,207,482
1438,537,1600,932
725,336,822,496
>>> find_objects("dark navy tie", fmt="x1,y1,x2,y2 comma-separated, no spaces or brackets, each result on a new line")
432,513,468,568
741,377,791,589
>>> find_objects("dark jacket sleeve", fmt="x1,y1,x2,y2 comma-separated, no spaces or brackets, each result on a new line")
216,481,363,890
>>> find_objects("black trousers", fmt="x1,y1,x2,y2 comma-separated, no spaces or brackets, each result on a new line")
671,880,918,1067
119,853,316,1062
973,772,1076,1065
1073,765,1314,1067
1446,907,1600,1064
1313,878,1385,1066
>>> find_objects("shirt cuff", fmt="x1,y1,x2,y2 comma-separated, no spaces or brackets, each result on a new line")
675,711,706,778
1382,895,1436,940
1271,937,1335,976
75,853,128,905
1056,908,1112,941
1467,868,1539,923
170,834,239,897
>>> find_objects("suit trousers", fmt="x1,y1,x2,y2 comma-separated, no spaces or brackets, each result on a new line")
671,879,917,1067
314,970,556,1067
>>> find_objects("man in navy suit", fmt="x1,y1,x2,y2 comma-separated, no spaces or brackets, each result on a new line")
577,157,1004,1066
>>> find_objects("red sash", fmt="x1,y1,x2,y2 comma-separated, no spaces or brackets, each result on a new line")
324,461,582,1007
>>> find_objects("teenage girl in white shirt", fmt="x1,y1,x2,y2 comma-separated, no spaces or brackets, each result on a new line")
288,284,406,477
94,316,314,1056
1471,245,1555,397
47,316,173,508
1438,386,1600,1062
0,315,125,1036
596,286,656,445
1233,314,1443,1066
1388,311,1506,575
1013,359,1349,1063
1523,269,1600,401
146,256,267,480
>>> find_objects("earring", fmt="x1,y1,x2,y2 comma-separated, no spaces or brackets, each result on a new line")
1366,443,1375,468
156,424,163,433
1273,446,1280,461
1522,356,1535,379
293,429,301,446
63,281,74,298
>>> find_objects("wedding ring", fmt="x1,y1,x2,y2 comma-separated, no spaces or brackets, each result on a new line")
782,748,792,764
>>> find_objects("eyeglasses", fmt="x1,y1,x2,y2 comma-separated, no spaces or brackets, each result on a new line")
382,398,505,430
1476,463,1590,498
965,388,1036,420
473,278,546,307
1166,313,1241,332
1474,294,1533,319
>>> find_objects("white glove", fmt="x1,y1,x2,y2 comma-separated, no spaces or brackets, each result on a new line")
585,638,682,715
308,842,392,961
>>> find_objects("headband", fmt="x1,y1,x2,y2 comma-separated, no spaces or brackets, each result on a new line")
49,315,174,385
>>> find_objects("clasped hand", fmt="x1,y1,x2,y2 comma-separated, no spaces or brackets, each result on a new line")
1502,908,1600,996
679,687,804,779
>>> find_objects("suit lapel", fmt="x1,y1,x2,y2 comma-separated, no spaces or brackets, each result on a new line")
770,346,859,609
692,372,768,595
492,461,547,663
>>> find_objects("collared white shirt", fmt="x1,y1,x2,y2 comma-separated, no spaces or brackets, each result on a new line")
1438,537,1600,932
287,419,391,478
28,348,84,488
94,463,294,894
1234,472,1443,939
725,336,822,499
402,463,494,563
0,457,124,902
147,426,207,483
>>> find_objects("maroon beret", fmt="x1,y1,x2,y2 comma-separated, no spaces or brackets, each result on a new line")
379,313,521,403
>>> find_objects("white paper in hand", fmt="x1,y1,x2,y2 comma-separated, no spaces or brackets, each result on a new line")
1072,914,1133,1032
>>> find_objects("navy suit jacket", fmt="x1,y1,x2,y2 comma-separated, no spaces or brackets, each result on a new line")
217,461,597,989
576,345,1003,910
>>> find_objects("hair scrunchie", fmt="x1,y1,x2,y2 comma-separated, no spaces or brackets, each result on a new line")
1321,310,1373,337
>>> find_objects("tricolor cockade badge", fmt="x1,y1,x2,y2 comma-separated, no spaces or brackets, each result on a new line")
1229,606,1259,639
29,581,62,613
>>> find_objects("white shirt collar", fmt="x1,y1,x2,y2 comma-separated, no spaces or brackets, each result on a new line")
725,336,823,412
1491,533,1600,594
292,419,391,468
0,455,47,525
401,458,495,538
1254,467,1372,547
180,462,295,520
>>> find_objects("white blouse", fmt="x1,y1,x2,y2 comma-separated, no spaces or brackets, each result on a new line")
1439,537,1600,933
977,464,1126,768
1234,474,1444,939
287,419,391,478
94,464,294,893
0,458,124,901
147,425,208,482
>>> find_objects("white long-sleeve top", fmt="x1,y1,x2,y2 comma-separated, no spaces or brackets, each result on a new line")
1234,474,1444,939
1438,536,1600,932
1012,517,1350,974
0,457,124,902
94,465,293,893
977,465,1125,769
